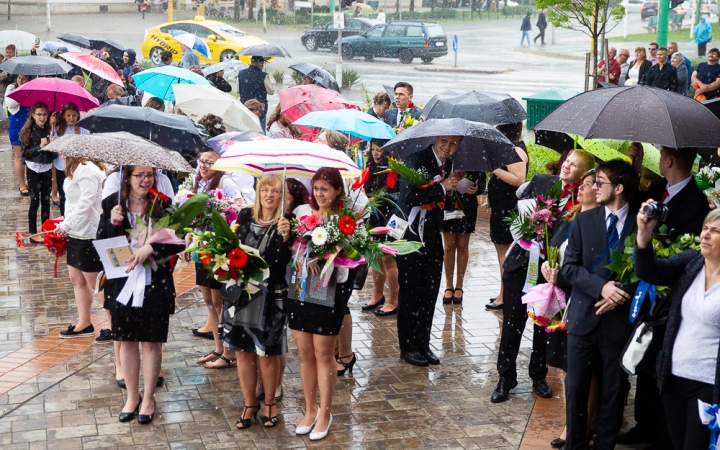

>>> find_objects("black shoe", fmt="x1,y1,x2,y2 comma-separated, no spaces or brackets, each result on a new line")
116,379,126,389
400,351,429,367
490,377,518,403
59,324,94,338
550,438,566,448
485,299,503,310
616,426,653,445
119,396,141,422
95,328,113,342
336,353,356,376
156,376,164,388
275,388,284,403
192,329,214,340
423,349,440,365
442,288,454,305
361,296,385,310
452,288,463,305
533,378,552,398
137,399,156,425
374,308,397,316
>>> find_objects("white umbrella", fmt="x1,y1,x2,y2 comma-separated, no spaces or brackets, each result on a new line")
172,84,262,133
0,30,39,54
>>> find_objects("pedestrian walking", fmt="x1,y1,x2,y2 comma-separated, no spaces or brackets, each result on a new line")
693,17,712,57
534,9,547,45
5,73,31,197
20,102,53,244
238,56,272,132
521,12,532,47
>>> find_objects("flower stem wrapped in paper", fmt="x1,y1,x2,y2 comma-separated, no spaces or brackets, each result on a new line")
522,235,567,333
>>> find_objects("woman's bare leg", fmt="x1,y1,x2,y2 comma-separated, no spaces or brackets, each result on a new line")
453,233,471,299
291,330,319,427
335,314,352,372
377,257,399,312
13,145,27,192
443,232,458,300
139,342,162,415
203,288,236,368
313,334,337,433
196,286,223,363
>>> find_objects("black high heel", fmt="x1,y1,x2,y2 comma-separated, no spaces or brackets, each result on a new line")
119,396,142,422
453,288,464,305
260,402,279,428
236,404,260,429
137,399,156,425
336,353,356,376
442,288,454,305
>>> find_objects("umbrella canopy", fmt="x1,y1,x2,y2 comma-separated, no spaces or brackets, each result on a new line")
172,84,262,132
133,66,210,101
571,136,661,175
169,30,211,59
382,118,519,172
383,85,395,100
77,105,208,153
43,40,82,54
202,60,246,76
44,132,193,172
207,131,270,153
534,85,720,149
238,44,292,58
289,63,340,92
89,38,126,61
57,33,91,49
0,30,38,54
278,84,360,123
59,52,123,85
293,109,395,141
534,129,576,153
214,139,361,178
168,150,194,173
7,77,99,112
0,56,71,76
421,90,527,126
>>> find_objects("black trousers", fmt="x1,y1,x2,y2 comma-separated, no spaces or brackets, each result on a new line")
566,326,627,450
26,167,52,234
699,42,708,57
55,167,66,217
396,245,442,354
496,266,548,382
632,371,671,445
663,375,714,450
534,27,546,44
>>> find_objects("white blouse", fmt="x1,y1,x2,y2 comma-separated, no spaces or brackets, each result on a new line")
58,162,106,239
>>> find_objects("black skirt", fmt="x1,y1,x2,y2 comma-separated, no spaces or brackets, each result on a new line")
489,206,514,245
195,261,222,289
67,237,103,272
287,268,356,336
546,330,567,371
440,208,478,234
112,310,170,342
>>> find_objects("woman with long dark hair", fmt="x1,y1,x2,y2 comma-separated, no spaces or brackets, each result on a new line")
50,102,87,216
20,101,53,244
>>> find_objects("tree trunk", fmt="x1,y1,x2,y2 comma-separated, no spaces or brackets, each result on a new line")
234,0,240,20
410,0,414,12
248,0,254,20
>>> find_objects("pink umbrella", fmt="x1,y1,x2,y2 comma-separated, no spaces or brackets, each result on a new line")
7,77,100,112
59,51,123,86
278,85,360,142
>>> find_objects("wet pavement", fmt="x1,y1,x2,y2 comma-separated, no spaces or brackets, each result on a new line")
0,136,650,448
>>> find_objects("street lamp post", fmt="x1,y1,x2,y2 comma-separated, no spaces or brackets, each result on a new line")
262,0,267,33
656,0,669,46
46,0,51,31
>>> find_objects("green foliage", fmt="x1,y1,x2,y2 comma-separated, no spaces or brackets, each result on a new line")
271,69,284,84
360,82,373,110
526,143,560,181
138,60,154,70
211,210,240,247
327,68,361,89
169,193,209,237
290,70,304,85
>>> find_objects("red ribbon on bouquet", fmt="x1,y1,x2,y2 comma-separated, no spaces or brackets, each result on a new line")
42,217,69,278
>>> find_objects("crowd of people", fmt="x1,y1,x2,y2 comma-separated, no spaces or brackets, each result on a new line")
2,34,720,450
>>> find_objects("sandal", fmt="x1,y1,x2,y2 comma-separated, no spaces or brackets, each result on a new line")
19,187,29,196
204,354,237,369
197,351,221,365
260,403,279,428
453,288,464,305
236,404,260,429
442,288,454,305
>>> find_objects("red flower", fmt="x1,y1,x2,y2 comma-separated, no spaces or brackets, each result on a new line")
149,187,169,203
228,248,248,269
301,214,321,231
15,232,25,248
214,268,228,278
408,101,415,108
40,218,68,278
199,253,211,267
351,167,370,190
338,216,357,235
387,170,398,189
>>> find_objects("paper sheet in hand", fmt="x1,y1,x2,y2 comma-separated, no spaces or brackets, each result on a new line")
457,178,475,195
93,236,132,279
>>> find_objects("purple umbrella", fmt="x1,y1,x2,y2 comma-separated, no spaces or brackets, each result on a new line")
7,77,99,112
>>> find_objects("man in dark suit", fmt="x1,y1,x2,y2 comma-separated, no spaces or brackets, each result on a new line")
383,82,422,128
561,160,639,450
618,146,709,449
396,136,461,366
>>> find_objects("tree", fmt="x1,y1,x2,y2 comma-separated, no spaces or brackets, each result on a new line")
534,0,625,86
248,0,254,20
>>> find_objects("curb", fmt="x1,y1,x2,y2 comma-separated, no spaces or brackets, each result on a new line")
414,65,512,74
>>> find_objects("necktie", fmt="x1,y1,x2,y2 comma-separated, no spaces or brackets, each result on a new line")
607,213,620,261
661,189,669,202
438,164,444,177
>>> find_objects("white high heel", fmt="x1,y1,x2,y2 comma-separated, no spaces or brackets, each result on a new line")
309,414,332,441
295,411,319,435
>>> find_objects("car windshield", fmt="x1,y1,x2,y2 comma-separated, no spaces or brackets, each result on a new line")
213,24,247,37
427,25,445,38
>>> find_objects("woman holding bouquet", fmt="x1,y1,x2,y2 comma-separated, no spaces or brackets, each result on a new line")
227,174,293,430
288,167,358,441
97,165,185,425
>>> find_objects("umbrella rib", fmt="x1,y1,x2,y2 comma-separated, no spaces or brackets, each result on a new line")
654,89,676,148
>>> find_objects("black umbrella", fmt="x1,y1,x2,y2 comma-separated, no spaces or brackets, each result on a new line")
382,118,519,172
238,44,291,58
534,85,720,149
77,105,209,154
89,38,126,60
420,90,528,126
57,33,91,49
0,56,71,76
289,63,339,92
383,85,395,100
534,129,577,153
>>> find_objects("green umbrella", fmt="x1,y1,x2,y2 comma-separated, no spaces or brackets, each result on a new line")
569,135,661,175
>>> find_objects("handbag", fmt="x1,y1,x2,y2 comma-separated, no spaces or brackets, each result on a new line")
621,315,667,375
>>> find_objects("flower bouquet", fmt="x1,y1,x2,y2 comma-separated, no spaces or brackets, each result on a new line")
504,195,562,251
387,157,443,211
392,102,423,134
175,182,242,232
16,217,69,278
696,165,720,191
522,243,567,333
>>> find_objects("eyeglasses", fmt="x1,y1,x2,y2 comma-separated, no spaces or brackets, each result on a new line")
594,180,614,187
132,173,155,180
648,47,658,51
197,158,216,168
260,188,282,195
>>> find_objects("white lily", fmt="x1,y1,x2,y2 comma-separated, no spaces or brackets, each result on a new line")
213,253,230,272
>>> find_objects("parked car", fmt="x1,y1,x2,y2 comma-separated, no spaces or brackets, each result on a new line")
641,1,659,19
689,0,718,16
141,16,268,65
332,22,448,64
301,18,380,52
621,0,645,12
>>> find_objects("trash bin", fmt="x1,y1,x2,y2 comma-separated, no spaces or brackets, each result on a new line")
522,88,580,129
367,1,379,7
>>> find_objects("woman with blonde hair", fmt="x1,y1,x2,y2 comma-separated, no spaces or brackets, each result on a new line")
627,46,652,85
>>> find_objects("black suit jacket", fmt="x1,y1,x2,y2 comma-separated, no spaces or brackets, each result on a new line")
383,106,422,127
561,206,638,342
646,178,710,240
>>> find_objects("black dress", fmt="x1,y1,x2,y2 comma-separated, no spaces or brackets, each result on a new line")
488,141,528,245
223,209,293,356
97,194,185,343
440,171,486,234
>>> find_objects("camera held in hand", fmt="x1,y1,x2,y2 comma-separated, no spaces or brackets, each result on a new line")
642,201,668,222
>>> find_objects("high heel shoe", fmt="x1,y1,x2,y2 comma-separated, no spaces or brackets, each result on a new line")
336,353,356,376
137,399,156,425
260,402,279,428
295,411,319,435
118,396,142,422
235,404,260,430
309,415,333,441
442,288,454,305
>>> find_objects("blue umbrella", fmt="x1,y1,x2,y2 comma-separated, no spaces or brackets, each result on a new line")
292,109,396,141
43,40,82,53
132,66,210,101
168,29,211,59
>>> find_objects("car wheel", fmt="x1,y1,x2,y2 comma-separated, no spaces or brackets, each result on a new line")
398,49,414,64
220,50,236,62
364,55,374,61
150,47,164,66
304,36,319,52
342,44,354,60
421,56,434,64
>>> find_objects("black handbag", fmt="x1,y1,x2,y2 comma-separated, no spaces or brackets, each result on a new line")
621,314,667,376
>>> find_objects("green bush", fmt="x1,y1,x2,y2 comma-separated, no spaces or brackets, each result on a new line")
290,70,304,85
327,68,361,89
138,60,154,69
272,69,284,84
526,143,559,181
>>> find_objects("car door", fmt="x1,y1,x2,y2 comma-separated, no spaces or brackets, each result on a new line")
382,24,406,57
343,19,365,39
319,22,337,48
354,24,385,56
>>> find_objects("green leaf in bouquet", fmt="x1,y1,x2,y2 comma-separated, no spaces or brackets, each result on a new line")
386,240,424,255
388,158,430,187
545,180,563,200
211,210,240,247
170,193,209,235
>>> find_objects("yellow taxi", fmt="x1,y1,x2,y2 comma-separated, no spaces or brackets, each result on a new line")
141,16,269,65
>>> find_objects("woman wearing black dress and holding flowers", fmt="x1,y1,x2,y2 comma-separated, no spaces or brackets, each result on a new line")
97,165,185,425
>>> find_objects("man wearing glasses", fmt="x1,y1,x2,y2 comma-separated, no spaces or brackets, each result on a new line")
648,42,659,65
616,49,631,86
